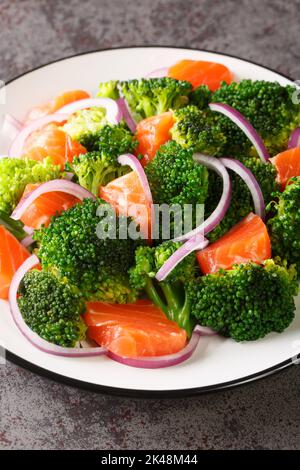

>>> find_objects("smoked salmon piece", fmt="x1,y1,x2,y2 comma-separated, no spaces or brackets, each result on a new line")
168,59,232,91
197,213,271,274
23,124,87,169
20,184,79,229
135,112,174,165
84,300,187,358
270,147,300,190
100,171,152,240
25,90,90,123
0,226,30,299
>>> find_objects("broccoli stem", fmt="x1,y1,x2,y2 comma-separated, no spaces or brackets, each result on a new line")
145,278,168,316
0,210,27,241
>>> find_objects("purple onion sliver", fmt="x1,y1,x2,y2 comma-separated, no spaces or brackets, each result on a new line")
288,127,300,149
11,179,95,221
58,97,122,125
117,98,137,133
156,235,209,282
107,326,201,369
145,67,169,79
209,102,270,163
21,234,35,248
173,154,231,242
220,158,265,219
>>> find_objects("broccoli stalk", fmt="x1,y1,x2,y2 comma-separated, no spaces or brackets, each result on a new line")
129,242,197,336
18,269,87,347
188,260,298,341
0,210,27,241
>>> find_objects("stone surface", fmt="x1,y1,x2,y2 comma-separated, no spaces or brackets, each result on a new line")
0,0,300,450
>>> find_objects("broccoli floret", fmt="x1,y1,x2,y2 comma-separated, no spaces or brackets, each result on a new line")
189,260,298,341
189,85,212,109
146,141,208,206
18,269,87,347
212,80,300,158
66,125,136,195
171,105,228,156
129,241,197,335
172,81,300,158
268,177,300,276
34,198,142,303
97,80,120,100
119,77,192,122
206,158,279,242
0,157,61,214
63,107,107,141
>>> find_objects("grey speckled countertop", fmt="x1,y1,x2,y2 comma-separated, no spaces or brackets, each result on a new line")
0,0,300,450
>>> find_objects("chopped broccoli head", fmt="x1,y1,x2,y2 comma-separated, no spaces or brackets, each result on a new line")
211,80,300,158
189,260,298,341
189,85,212,109
206,158,279,242
18,269,87,347
63,107,107,141
172,81,300,158
66,125,136,195
129,241,197,335
145,140,208,206
171,105,228,156
0,157,61,214
268,177,300,276
97,80,120,100
34,198,143,303
119,77,192,122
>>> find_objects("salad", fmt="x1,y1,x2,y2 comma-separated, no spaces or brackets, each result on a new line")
1,58,300,369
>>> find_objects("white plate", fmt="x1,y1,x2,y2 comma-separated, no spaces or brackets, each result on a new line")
1,47,299,397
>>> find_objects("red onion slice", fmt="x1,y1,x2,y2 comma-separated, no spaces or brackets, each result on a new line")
145,67,169,78
220,158,265,219
8,113,69,158
58,97,122,125
11,179,95,221
156,235,209,282
107,325,201,369
209,102,270,163
117,153,154,238
21,234,34,248
1,114,23,155
8,255,107,357
288,127,300,149
117,98,137,133
173,154,231,242
5,113,23,131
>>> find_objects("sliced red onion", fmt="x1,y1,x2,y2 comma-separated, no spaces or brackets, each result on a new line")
107,325,201,369
117,98,137,133
196,326,217,336
64,171,74,181
8,255,107,357
145,67,168,78
173,154,231,242
8,113,69,158
11,179,95,221
5,113,23,131
118,153,154,238
288,127,300,149
220,158,265,219
21,234,35,248
209,102,270,163
58,97,122,125
1,114,23,155
156,235,209,282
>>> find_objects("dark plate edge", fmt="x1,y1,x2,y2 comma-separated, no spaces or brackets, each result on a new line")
3,45,297,398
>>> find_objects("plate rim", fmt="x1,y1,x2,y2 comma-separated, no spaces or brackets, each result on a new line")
2,45,297,398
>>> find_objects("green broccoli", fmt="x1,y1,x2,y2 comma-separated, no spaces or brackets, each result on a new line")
188,260,298,341
189,85,212,109
97,80,120,100
0,210,27,241
172,80,300,158
129,241,197,335
34,198,142,303
66,124,136,195
63,107,107,141
18,269,87,347
118,77,192,122
268,177,300,276
0,157,61,214
206,158,279,242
